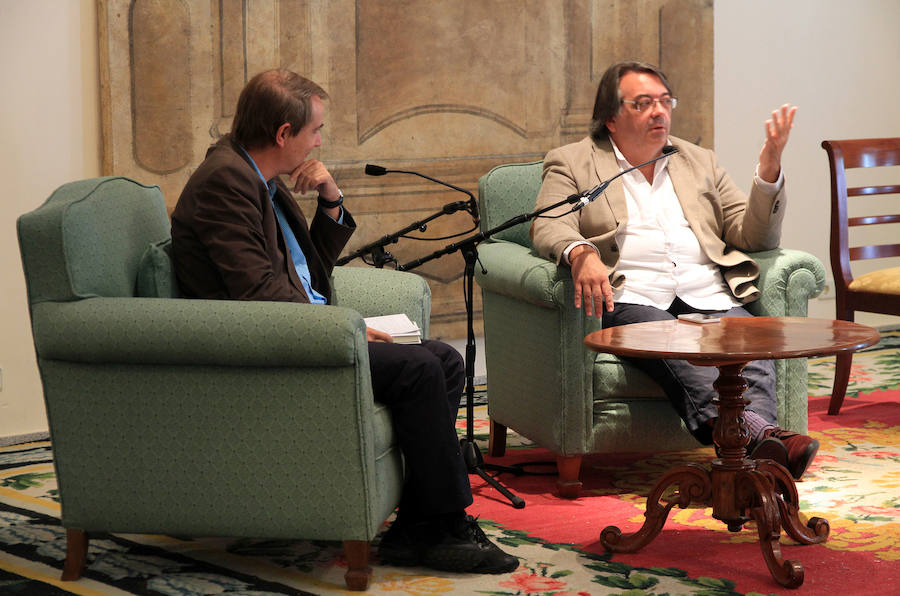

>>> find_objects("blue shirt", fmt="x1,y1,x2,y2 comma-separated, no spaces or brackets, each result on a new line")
239,146,339,305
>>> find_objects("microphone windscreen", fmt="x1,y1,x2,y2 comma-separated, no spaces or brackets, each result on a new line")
365,164,387,176
662,145,678,155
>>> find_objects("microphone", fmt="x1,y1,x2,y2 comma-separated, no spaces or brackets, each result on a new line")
569,145,679,212
365,163,479,223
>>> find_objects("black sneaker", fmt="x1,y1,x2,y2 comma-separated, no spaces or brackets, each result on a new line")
378,514,519,574
420,515,519,574
376,519,421,566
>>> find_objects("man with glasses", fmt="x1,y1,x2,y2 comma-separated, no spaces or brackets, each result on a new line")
530,61,818,480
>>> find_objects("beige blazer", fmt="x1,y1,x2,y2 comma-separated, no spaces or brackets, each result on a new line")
530,136,786,303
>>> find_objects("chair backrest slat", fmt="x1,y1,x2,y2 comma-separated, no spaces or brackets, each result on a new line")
848,214,900,227
849,244,900,260
848,184,900,196
835,137,900,168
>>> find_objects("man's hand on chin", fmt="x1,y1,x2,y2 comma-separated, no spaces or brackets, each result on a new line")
289,159,339,197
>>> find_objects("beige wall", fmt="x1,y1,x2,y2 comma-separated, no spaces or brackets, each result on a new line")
2,0,899,439
714,0,900,323
1,0,101,439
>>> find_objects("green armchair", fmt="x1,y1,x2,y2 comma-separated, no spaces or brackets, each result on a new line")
475,162,827,498
17,177,430,591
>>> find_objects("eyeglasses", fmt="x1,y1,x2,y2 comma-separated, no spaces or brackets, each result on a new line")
621,96,678,112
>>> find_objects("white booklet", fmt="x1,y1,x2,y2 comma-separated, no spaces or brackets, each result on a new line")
363,313,422,344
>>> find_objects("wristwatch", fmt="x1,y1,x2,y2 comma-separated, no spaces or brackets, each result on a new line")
317,189,343,209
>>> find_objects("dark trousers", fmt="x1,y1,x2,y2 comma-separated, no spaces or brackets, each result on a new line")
368,339,472,520
602,298,777,445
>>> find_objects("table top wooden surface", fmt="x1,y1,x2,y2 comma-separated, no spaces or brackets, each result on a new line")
583,317,881,365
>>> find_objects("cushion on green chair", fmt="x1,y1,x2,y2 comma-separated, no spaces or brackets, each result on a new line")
136,238,180,298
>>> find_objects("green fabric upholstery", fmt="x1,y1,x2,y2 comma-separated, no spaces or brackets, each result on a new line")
333,266,432,339
137,238,180,298
475,162,827,466
17,178,425,570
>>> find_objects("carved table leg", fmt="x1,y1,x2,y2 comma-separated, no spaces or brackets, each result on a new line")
599,360,828,589
709,362,756,530
756,460,830,545
601,463,711,552
738,469,805,588
713,362,826,588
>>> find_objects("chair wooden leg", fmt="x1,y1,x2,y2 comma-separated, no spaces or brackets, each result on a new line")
342,540,371,591
828,352,854,415
556,455,583,499
488,419,507,457
61,529,88,581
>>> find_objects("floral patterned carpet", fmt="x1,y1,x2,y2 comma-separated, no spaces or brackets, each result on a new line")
1,331,898,595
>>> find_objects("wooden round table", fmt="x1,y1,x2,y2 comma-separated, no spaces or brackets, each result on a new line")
583,316,880,588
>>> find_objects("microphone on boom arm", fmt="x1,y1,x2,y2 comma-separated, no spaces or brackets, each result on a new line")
568,145,679,213
365,164,479,223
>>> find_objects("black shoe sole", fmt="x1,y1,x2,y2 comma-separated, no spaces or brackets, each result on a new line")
422,548,519,575
377,544,421,567
421,549,489,573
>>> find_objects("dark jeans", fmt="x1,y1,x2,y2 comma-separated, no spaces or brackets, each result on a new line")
601,297,777,445
368,339,472,520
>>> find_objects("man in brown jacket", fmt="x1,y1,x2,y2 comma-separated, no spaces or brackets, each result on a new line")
531,61,817,480
171,69,517,574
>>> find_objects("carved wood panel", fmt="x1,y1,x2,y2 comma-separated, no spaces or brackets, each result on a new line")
99,0,713,339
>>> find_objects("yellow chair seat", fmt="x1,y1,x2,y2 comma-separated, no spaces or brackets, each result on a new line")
849,267,900,294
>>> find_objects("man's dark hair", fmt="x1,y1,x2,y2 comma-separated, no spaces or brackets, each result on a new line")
231,69,329,150
589,61,673,142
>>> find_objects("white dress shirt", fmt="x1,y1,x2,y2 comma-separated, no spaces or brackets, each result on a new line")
564,139,782,311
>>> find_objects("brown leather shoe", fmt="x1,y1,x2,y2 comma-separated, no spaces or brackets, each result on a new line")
762,428,819,480
747,436,789,466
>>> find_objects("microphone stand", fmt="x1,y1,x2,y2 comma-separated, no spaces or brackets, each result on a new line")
337,165,478,268
397,147,678,509
336,203,469,268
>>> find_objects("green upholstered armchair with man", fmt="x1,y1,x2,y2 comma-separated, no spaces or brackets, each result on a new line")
476,61,827,498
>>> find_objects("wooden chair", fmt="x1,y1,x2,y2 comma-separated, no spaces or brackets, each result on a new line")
822,138,900,414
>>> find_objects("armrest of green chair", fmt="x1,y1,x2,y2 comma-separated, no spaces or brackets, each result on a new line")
332,266,432,337
746,247,827,433
746,248,827,317
473,241,568,309
476,244,827,315
31,298,369,367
